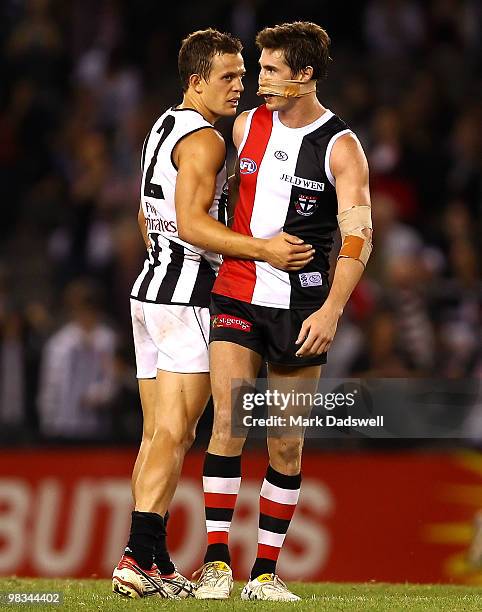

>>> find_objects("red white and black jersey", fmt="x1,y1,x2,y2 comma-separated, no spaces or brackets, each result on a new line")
131,107,226,307
213,104,352,309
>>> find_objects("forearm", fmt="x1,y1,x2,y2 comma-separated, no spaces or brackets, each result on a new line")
324,257,365,315
179,212,266,259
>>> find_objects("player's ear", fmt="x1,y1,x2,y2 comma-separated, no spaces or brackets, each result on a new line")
189,73,203,93
296,66,313,82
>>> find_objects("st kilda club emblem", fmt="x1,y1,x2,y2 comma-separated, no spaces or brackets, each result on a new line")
294,193,319,216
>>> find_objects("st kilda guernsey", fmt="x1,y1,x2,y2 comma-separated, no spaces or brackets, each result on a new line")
213,104,353,309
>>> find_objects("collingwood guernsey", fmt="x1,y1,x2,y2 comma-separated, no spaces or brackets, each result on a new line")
131,107,226,306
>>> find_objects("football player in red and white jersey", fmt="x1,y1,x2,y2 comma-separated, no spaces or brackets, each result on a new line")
194,22,373,601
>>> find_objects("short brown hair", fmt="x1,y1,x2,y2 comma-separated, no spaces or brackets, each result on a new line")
178,28,243,92
256,22,331,81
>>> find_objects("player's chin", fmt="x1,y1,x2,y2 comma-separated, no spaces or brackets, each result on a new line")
263,95,280,109
223,100,239,115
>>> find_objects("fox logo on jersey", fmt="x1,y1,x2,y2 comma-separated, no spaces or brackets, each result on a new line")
240,158,257,174
295,193,319,216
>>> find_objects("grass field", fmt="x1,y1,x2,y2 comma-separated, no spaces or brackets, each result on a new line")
1,578,481,611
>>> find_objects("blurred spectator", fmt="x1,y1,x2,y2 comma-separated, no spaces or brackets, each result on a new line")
37,279,117,440
384,256,436,373
351,308,412,377
368,191,426,283
430,201,481,378
0,310,25,430
368,108,420,223
446,108,482,216
5,0,65,89
363,0,425,59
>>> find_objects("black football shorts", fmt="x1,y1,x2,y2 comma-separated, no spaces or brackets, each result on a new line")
209,293,327,366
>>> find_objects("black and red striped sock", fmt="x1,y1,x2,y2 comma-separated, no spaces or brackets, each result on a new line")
250,465,301,580
203,452,241,565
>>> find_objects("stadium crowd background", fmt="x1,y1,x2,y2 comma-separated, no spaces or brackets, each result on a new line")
0,0,480,445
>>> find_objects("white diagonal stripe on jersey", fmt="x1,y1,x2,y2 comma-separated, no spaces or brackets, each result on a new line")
131,259,150,297
260,481,300,505
203,476,241,494
206,520,231,532
145,239,172,301
252,261,290,308
238,108,257,155
249,127,303,308
171,252,199,303
258,528,286,548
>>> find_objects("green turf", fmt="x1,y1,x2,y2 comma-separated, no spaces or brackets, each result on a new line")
0,578,481,611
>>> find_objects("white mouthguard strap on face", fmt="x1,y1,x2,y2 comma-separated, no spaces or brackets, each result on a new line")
257,79,316,98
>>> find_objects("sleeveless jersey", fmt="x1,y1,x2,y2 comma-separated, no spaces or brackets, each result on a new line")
131,107,226,307
213,104,352,309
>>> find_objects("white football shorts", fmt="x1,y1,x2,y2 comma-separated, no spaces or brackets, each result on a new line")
130,299,210,377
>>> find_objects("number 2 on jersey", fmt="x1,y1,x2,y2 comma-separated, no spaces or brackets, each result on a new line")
143,115,175,199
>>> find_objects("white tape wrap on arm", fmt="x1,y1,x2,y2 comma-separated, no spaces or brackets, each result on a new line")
336,205,373,267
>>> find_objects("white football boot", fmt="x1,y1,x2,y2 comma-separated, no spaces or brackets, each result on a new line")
159,569,195,598
193,561,233,599
112,554,174,599
241,573,300,601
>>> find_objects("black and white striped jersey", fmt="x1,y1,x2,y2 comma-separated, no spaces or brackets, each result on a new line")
131,107,226,307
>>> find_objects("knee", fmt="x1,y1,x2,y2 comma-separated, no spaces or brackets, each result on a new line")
152,425,194,452
268,438,303,474
182,427,196,451
210,429,244,454
210,418,245,455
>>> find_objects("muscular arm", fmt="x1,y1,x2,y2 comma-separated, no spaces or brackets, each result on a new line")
324,133,371,315
296,133,372,357
175,128,266,258
175,127,313,269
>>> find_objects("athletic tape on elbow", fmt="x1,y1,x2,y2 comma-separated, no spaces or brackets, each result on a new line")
337,205,373,266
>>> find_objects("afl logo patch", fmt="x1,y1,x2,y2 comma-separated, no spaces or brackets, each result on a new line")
274,150,288,161
299,272,322,288
295,193,319,216
240,158,257,174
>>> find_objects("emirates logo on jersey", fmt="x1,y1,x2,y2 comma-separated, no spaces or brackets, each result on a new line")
294,193,319,216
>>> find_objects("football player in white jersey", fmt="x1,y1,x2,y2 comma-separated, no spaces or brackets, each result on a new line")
112,29,314,599
193,22,373,601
